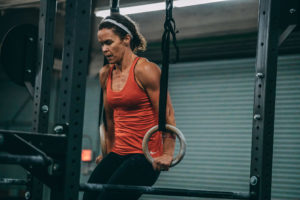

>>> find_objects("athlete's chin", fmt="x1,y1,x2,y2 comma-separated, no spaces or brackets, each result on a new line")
106,57,115,64
107,58,114,64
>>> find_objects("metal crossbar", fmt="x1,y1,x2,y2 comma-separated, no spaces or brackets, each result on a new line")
0,178,28,186
0,152,48,166
79,183,251,199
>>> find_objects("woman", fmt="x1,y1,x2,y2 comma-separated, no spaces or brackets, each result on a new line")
83,14,176,200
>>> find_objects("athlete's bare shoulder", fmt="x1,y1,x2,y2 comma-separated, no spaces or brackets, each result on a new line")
99,64,113,89
135,57,161,89
135,58,160,75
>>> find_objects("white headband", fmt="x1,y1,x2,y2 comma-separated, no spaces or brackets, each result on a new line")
102,19,133,39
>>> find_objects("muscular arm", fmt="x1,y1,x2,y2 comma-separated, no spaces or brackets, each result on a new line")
99,66,114,154
135,59,176,171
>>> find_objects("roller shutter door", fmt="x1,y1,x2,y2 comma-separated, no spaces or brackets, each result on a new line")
141,55,300,200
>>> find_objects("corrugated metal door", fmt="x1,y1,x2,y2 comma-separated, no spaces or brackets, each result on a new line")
272,55,300,200
141,55,300,200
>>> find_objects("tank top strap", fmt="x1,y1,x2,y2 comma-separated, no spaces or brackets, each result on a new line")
129,57,140,77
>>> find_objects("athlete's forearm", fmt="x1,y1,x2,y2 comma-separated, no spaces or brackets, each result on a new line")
105,117,114,153
162,96,176,156
162,135,175,157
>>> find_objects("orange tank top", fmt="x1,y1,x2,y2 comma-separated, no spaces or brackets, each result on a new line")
106,57,163,157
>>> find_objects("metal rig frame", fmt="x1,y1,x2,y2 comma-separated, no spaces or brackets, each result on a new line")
0,0,299,199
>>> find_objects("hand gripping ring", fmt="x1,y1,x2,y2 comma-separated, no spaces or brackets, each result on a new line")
142,124,186,167
99,124,107,157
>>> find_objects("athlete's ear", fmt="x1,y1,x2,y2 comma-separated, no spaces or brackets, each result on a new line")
123,34,131,47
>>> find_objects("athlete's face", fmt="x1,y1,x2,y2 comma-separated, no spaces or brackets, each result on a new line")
98,28,128,64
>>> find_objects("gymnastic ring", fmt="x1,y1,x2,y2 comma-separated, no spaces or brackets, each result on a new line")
142,124,186,167
99,124,107,157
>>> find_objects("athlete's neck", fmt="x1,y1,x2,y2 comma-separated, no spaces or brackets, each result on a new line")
115,52,137,72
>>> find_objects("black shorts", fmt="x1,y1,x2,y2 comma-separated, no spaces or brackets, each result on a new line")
83,152,160,200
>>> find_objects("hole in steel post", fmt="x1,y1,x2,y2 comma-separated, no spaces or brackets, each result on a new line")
41,13,44,17
257,105,261,109
261,42,264,46
76,97,80,101
77,84,81,88
66,65,69,69
64,90,67,94
79,47,83,51
268,131,272,135
256,136,259,140
259,84,262,88
78,72,82,76
254,168,258,172
256,126,259,130
82,10,86,14
263,11,266,15
65,77,68,82
62,115,66,119
258,94,261,98
39,38,42,41
67,40,71,45
63,102,66,107
66,53,70,57
78,60,82,64
256,147,259,151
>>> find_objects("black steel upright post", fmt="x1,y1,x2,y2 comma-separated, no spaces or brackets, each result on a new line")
50,0,92,199
249,0,280,199
30,0,56,199
32,0,56,133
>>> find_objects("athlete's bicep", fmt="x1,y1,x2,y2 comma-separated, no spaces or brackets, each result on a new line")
136,62,161,113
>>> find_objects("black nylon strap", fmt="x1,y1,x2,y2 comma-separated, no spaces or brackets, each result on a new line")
158,0,179,131
98,1,119,127
98,58,108,127
110,0,119,13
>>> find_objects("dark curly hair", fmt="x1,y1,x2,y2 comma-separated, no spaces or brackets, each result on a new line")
98,14,147,53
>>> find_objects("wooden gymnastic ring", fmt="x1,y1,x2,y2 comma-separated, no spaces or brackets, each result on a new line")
99,124,107,157
142,124,186,167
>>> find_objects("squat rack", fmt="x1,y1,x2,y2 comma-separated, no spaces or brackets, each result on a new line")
0,0,299,200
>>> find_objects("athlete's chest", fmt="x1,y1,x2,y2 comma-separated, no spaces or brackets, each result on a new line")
111,70,130,92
